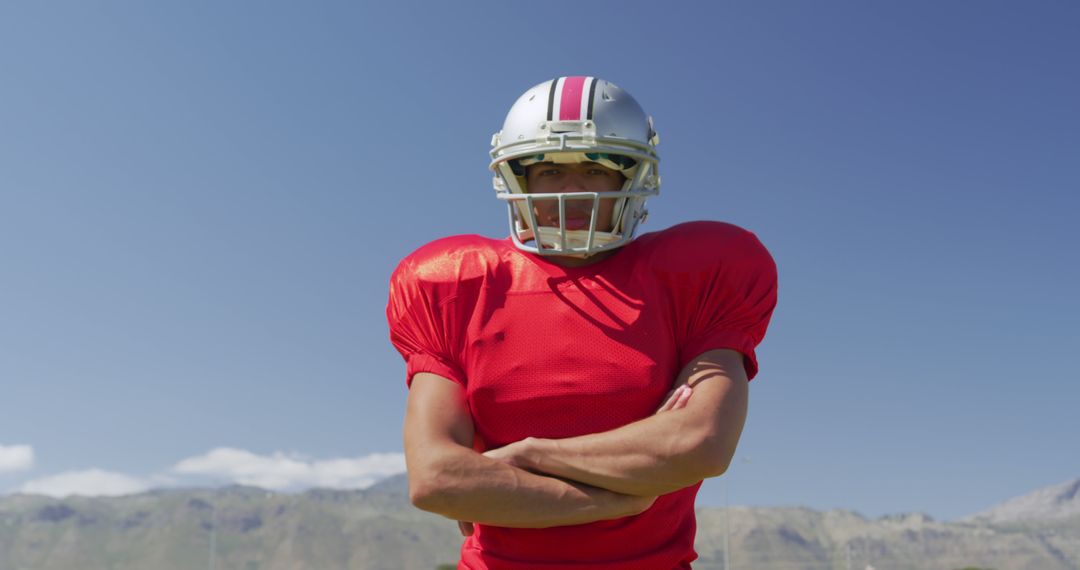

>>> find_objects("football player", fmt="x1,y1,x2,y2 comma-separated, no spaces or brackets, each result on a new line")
388,76,778,569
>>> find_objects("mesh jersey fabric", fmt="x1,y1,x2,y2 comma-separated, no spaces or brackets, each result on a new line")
387,221,778,570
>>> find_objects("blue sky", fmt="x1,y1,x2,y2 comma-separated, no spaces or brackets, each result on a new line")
1,1,1077,521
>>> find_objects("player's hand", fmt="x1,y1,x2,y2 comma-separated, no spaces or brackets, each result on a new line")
655,384,692,414
482,439,530,469
483,387,693,471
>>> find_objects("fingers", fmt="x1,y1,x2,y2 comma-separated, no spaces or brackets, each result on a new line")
655,385,692,414
672,385,692,409
458,521,474,536
656,389,677,413
482,443,517,467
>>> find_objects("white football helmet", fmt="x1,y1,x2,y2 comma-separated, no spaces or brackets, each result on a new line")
490,77,660,257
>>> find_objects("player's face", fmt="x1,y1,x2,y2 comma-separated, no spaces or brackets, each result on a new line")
524,162,624,232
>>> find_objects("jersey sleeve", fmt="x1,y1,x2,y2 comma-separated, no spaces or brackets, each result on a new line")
661,222,778,380
386,256,467,388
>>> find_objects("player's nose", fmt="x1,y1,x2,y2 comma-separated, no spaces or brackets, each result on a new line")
557,171,588,193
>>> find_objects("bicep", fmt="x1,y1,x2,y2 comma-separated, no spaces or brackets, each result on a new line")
676,349,749,468
677,348,749,394
404,372,474,454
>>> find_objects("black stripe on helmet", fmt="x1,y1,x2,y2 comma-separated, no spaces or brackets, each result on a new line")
546,78,559,121
586,77,598,120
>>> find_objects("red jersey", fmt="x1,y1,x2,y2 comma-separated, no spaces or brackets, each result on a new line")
387,221,778,570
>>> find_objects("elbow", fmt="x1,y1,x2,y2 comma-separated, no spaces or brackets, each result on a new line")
407,474,435,511
407,469,449,513
409,479,451,514
689,433,738,480
701,451,733,478
407,457,474,518
646,431,736,494
405,444,479,516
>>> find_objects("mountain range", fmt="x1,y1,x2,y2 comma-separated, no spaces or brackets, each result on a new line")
1,475,1078,570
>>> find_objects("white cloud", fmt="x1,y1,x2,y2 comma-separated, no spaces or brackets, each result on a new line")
0,444,34,473
172,447,406,490
3,448,405,497
19,469,150,498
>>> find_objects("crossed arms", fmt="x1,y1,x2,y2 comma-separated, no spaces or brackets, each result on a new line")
403,348,749,529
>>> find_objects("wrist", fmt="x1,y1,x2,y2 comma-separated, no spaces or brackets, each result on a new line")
519,437,549,472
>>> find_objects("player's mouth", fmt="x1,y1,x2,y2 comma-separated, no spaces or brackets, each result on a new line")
562,217,590,230
556,209,594,230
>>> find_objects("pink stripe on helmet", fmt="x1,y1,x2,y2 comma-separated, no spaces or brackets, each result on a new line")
558,76,587,121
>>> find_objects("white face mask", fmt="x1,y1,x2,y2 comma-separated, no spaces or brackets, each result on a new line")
520,227,623,256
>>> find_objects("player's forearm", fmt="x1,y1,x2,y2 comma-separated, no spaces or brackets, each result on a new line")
497,363,749,497
514,409,738,497
407,443,653,528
